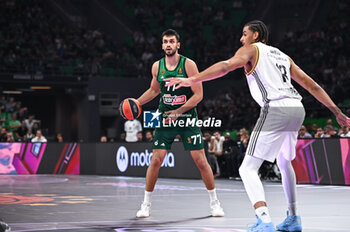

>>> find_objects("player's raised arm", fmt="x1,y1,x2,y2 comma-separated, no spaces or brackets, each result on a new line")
165,45,255,89
289,57,350,127
137,61,161,105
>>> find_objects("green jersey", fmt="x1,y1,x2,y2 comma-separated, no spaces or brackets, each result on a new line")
157,55,197,118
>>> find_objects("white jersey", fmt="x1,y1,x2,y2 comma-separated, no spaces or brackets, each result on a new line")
245,42,302,107
124,119,142,142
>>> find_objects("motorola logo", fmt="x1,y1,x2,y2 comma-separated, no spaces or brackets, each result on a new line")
116,146,129,172
116,146,175,172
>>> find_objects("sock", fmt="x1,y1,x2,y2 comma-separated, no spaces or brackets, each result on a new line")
288,202,296,215
143,191,152,204
207,188,218,202
255,206,272,223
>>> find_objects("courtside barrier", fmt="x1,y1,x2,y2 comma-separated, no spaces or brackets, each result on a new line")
1,139,349,185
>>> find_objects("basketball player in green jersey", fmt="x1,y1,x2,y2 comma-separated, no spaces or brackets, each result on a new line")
134,29,224,218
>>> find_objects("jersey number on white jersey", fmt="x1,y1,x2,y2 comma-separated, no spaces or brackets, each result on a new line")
276,63,288,83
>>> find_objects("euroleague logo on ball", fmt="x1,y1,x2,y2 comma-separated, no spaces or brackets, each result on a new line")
116,146,129,172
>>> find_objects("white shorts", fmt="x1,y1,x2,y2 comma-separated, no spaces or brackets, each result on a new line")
246,98,305,162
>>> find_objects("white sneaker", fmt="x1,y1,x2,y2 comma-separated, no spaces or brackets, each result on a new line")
136,202,151,218
0,219,11,232
210,200,225,217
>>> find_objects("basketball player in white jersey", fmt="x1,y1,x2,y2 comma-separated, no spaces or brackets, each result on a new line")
165,20,350,232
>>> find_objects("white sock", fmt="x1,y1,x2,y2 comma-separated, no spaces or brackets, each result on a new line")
207,188,218,202
255,206,272,223
143,191,152,204
288,202,296,215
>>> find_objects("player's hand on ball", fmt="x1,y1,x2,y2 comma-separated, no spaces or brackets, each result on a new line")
164,77,193,89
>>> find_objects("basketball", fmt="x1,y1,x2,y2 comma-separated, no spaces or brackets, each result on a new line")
119,98,141,120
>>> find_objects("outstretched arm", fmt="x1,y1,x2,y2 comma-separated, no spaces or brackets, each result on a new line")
289,57,350,127
137,61,161,105
165,45,256,89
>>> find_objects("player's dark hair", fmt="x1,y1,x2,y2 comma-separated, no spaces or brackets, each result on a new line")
161,29,180,42
244,20,269,44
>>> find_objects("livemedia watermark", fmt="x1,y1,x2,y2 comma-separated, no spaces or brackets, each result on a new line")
143,110,222,129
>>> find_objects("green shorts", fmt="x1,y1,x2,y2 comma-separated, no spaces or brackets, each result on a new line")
152,126,204,151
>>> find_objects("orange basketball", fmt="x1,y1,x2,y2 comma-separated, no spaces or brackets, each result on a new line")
119,98,141,120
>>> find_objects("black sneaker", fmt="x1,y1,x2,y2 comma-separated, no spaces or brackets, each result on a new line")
0,219,11,232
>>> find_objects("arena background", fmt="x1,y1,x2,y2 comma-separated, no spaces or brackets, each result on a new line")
0,1,350,231
0,0,348,142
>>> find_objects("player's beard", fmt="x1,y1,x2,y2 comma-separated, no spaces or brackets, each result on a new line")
164,48,177,57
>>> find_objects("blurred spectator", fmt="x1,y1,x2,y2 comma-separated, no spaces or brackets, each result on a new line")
204,131,217,174
314,127,325,138
25,129,34,141
233,0,243,8
0,96,5,111
232,128,250,178
298,125,312,138
32,122,40,135
326,119,334,126
323,125,340,138
124,119,142,142
210,131,224,177
212,131,224,155
221,132,238,178
0,128,7,142
17,121,28,138
100,135,107,142
119,132,126,142
137,131,143,142
145,131,153,142
31,129,47,142
339,125,350,137
14,132,24,142
5,97,16,113
174,134,181,142
56,133,64,142
6,132,15,142
17,107,28,122
8,113,21,133
25,115,40,131
310,123,318,137
203,131,210,155
238,128,250,155
0,113,5,125
14,102,22,114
